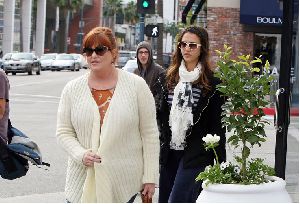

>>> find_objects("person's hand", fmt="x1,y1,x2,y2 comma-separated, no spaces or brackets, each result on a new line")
82,150,101,167
141,183,155,201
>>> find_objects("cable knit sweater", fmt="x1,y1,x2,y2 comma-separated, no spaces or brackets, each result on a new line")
56,69,159,203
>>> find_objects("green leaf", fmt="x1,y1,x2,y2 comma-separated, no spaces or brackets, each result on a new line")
250,58,262,64
212,44,272,184
247,135,260,145
251,67,260,73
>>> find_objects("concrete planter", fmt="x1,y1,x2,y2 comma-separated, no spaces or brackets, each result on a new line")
197,176,292,203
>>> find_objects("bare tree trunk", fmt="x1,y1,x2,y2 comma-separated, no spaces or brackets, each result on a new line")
64,10,70,53
108,16,114,31
112,13,116,34
20,0,23,52
157,0,164,66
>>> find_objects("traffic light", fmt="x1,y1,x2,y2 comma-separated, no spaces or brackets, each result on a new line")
137,0,155,14
145,25,159,38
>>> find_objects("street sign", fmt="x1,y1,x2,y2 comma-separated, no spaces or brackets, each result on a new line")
79,20,85,28
145,25,159,38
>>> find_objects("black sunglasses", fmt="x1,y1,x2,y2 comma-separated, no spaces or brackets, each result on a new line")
178,41,201,50
83,46,110,56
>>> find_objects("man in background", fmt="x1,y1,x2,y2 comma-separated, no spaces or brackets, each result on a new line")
134,41,165,106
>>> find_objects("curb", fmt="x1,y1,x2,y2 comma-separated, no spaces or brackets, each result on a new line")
263,107,299,116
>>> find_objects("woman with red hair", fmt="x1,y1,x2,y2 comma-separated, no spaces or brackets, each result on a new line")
56,27,159,203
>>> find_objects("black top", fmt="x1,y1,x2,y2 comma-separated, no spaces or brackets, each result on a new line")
155,73,226,169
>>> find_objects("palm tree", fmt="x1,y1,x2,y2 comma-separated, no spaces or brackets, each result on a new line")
103,0,123,33
123,1,138,50
54,0,83,53
124,1,138,24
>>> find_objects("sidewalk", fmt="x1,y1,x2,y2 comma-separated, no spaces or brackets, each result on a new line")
0,116,298,203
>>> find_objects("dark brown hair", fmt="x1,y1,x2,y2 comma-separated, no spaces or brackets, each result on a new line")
82,27,118,63
167,26,213,92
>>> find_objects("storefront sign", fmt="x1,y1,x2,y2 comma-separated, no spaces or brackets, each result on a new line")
256,17,282,24
240,0,283,26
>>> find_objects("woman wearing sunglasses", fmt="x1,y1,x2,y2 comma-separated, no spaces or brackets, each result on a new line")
156,26,226,202
56,27,159,203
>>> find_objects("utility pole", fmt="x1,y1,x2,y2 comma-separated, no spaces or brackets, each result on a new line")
78,4,84,52
274,0,294,179
55,6,59,53
139,14,145,42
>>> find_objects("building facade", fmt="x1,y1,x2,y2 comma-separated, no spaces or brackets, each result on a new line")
205,0,298,108
0,0,46,57
0,0,101,56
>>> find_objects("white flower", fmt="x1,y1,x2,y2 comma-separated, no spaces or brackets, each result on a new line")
202,134,220,144
220,161,230,170
205,165,211,171
234,166,240,174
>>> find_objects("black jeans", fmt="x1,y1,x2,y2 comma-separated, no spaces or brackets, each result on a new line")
159,150,203,203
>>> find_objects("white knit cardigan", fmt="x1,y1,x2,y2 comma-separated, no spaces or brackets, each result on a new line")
56,69,159,202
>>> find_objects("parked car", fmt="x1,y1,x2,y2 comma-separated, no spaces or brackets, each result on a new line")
3,52,41,75
2,53,12,61
1,53,12,70
40,53,57,70
128,51,136,59
71,53,88,69
117,50,136,68
122,59,138,73
51,54,80,71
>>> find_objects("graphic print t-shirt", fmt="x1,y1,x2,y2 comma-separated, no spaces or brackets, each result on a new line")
91,88,113,125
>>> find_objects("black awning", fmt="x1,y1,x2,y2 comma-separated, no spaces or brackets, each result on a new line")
240,0,283,26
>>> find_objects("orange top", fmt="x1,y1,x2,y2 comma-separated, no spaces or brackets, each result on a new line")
91,88,113,125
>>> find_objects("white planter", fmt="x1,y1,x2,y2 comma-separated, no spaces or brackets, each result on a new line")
197,176,292,203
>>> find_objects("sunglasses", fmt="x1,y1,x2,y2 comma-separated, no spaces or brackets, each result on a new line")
178,41,201,50
83,46,110,56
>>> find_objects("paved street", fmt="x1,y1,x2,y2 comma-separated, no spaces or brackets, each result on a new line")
0,70,87,200
0,70,298,203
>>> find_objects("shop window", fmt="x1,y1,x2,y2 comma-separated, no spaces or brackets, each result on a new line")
253,33,281,75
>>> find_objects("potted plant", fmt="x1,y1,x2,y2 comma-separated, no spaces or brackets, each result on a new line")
195,45,292,203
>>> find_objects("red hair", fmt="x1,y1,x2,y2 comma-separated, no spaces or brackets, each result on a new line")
82,27,118,62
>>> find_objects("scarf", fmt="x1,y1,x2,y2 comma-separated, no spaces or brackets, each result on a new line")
169,60,201,150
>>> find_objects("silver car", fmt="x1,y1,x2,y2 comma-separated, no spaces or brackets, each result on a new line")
51,54,80,71
40,53,57,70
3,52,41,75
117,50,136,68
71,53,88,69
122,59,138,73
